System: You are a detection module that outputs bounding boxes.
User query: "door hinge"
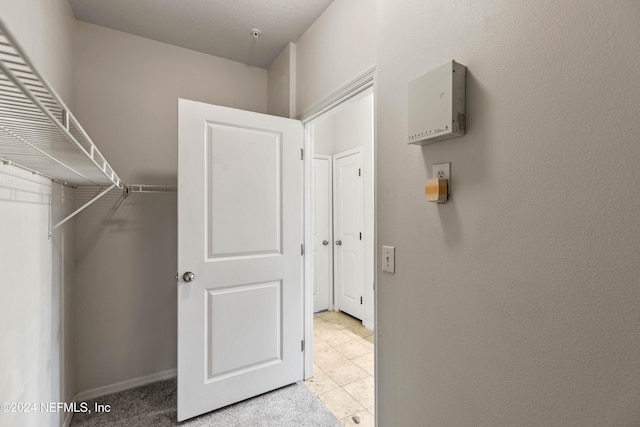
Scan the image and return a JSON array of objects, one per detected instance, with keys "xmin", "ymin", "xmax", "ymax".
[
  {"xmin": 301, "ymin": 244, "xmax": 304, "ymax": 256},
  {"xmin": 358, "ymin": 168, "xmax": 361, "ymax": 176},
  {"xmin": 301, "ymin": 340, "xmax": 305, "ymax": 352},
  {"xmin": 301, "ymin": 148, "xmax": 304, "ymax": 160},
  {"xmin": 360, "ymin": 296, "xmax": 363, "ymax": 305},
  {"xmin": 359, "ymin": 232, "xmax": 362, "ymax": 240}
]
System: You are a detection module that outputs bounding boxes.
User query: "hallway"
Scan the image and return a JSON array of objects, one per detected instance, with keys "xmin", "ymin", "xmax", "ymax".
[{"xmin": 304, "ymin": 311, "xmax": 375, "ymax": 426}]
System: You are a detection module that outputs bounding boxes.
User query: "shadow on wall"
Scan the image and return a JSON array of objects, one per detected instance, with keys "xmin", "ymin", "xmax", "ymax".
[
  {"xmin": 0, "ymin": 166, "xmax": 52, "ymax": 205},
  {"xmin": 73, "ymin": 172, "xmax": 178, "ymax": 393},
  {"xmin": 420, "ymin": 70, "xmax": 491, "ymax": 247},
  {"xmin": 74, "ymin": 172, "xmax": 177, "ymax": 262}
]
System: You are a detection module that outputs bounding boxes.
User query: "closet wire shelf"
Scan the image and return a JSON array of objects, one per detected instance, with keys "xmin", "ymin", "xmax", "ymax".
[{"xmin": 0, "ymin": 19, "xmax": 124, "ymax": 190}]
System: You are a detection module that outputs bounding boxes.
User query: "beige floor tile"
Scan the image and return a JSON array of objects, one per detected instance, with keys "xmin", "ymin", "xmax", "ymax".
[
  {"xmin": 351, "ymin": 334, "xmax": 374, "ymax": 350},
  {"xmin": 319, "ymin": 388, "xmax": 364, "ymax": 420},
  {"xmin": 308, "ymin": 311, "xmax": 376, "ymax": 424},
  {"xmin": 340, "ymin": 409, "xmax": 375, "ymax": 427},
  {"xmin": 323, "ymin": 328, "xmax": 356, "ymax": 345},
  {"xmin": 333, "ymin": 339, "xmax": 372, "ymax": 360},
  {"xmin": 315, "ymin": 326, "xmax": 342, "ymax": 343},
  {"xmin": 339, "ymin": 327, "xmax": 366, "ymax": 341},
  {"xmin": 351, "ymin": 353, "xmax": 374, "ymax": 375},
  {"xmin": 347, "ymin": 325, "xmax": 374, "ymax": 338},
  {"xmin": 314, "ymin": 339, "xmax": 331, "ymax": 353},
  {"xmin": 322, "ymin": 360, "xmax": 369, "ymax": 386},
  {"xmin": 304, "ymin": 365, "xmax": 340, "ymax": 395},
  {"xmin": 315, "ymin": 319, "xmax": 340, "ymax": 332},
  {"xmin": 332, "ymin": 314, "xmax": 363, "ymax": 330},
  {"xmin": 316, "ymin": 310, "xmax": 344, "ymax": 322},
  {"xmin": 314, "ymin": 345, "xmax": 349, "ymax": 370},
  {"xmin": 342, "ymin": 376, "xmax": 374, "ymax": 408},
  {"xmin": 336, "ymin": 329, "xmax": 364, "ymax": 345}
]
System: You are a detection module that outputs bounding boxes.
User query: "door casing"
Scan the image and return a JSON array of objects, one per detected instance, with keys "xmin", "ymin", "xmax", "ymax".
[{"xmin": 302, "ymin": 76, "xmax": 376, "ymax": 381}]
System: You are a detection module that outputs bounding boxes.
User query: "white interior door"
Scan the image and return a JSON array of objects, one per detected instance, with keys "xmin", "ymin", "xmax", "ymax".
[
  {"xmin": 333, "ymin": 149, "xmax": 364, "ymax": 320},
  {"xmin": 313, "ymin": 155, "xmax": 332, "ymax": 312},
  {"xmin": 177, "ymin": 99, "xmax": 303, "ymax": 422}
]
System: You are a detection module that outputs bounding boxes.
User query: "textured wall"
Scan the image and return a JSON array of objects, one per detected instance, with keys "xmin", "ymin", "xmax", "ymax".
[
  {"xmin": 0, "ymin": 1, "xmax": 77, "ymax": 426},
  {"xmin": 0, "ymin": 0, "xmax": 75, "ymax": 107},
  {"xmin": 376, "ymin": 1, "xmax": 640, "ymax": 425},
  {"xmin": 268, "ymin": 43, "xmax": 296, "ymax": 118},
  {"xmin": 73, "ymin": 22, "xmax": 268, "ymax": 393},
  {"xmin": 74, "ymin": 21, "xmax": 267, "ymax": 186},
  {"xmin": 295, "ymin": 0, "xmax": 376, "ymax": 116}
]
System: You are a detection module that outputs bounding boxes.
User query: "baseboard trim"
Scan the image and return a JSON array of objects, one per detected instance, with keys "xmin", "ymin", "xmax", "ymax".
[
  {"xmin": 363, "ymin": 321, "xmax": 374, "ymax": 331},
  {"xmin": 62, "ymin": 395, "xmax": 76, "ymax": 427},
  {"xmin": 76, "ymin": 369, "xmax": 177, "ymax": 402}
]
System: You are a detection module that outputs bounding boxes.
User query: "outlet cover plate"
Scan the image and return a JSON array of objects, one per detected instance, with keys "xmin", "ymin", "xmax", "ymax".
[
  {"xmin": 382, "ymin": 245, "xmax": 395, "ymax": 273},
  {"xmin": 433, "ymin": 162, "xmax": 451, "ymax": 194}
]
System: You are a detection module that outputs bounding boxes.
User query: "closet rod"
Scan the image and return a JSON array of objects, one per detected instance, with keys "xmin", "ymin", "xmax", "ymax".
[{"xmin": 129, "ymin": 184, "xmax": 177, "ymax": 193}]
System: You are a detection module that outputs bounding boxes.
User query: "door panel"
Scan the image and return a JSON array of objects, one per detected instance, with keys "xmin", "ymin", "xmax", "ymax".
[
  {"xmin": 206, "ymin": 123, "xmax": 282, "ymax": 258},
  {"xmin": 333, "ymin": 150, "xmax": 364, "ymax": 320},
  {"xmin": 313, "ymin": 156, "xmax": 332, "ymax": 312},
  {"xmin": 205, "ymin": 281, "xmax": 282, "ymax": 379},
  {"xmin": 178, "ymin": 99, "xmax": 303, "ymax": 422}
]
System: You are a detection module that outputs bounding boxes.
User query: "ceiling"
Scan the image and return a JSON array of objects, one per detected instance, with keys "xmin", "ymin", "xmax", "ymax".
[{"xmin": 69, "ymin": 0, "xmax": 334, "ymax": 69}]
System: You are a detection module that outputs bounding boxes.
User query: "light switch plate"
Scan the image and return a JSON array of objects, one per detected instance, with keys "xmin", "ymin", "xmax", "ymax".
[{"xmin": 382, "ymin": 246, "xmax": 395, "ymax": 273}]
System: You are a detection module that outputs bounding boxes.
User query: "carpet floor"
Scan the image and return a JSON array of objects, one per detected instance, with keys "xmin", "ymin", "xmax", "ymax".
[{"xmin": 70, "ymin": 378, "xmax": 341, "ymax": 427}]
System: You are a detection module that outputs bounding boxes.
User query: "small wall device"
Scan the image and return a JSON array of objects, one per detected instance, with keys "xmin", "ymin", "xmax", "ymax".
[
  {"xmin": 408, "ymin": 60, "xmax": 466, "ymax": 145},
  {"xmin": 425, "ymin": 178, "xmax": 448, "ymax": 203}
]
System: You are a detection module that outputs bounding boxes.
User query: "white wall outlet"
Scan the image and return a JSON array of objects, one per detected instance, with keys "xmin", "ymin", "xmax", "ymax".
[
  {"xmin": 433, "ymin": 162, "xmax": 451, "ymax": 194},
  {"xmin": 382, "ymin": 245, "xmax": 395, "ymax": 273}
]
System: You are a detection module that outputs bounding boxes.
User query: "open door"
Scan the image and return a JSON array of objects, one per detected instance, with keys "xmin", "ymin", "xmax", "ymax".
[{"xmin": 177, "ymin": 99, "xmax": 303, "ymax": 421}]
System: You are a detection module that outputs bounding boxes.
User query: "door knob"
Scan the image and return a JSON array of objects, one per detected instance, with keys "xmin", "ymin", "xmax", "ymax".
[
  {"xmin": 335, "ymin": 240, "xmax": 342, "ymax": 246},
  {"xmin": 322, "ymin": 240, "xmax": 329, "ymax": 245},
  {"xmin": 182, "ymin": 272, "xmax": 195, "ymax": 282}
]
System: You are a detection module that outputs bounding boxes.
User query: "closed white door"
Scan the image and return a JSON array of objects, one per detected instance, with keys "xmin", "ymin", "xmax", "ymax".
[
  {"xmin": 333, "ymin": 149, "xmax": 364, "ymax": 320},
  {"xmin": 313, "ymin": 155, "xmax": 332, "ymax": 312},
  {"xmin": 177, "ymin": 99, "xmax": 303, "ymax": 422}
]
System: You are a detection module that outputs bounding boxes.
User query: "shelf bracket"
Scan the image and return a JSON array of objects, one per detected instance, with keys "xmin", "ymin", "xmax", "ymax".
[{"xmin": 48, "ymin": 184, "xmax": 116, "ymax": 238}]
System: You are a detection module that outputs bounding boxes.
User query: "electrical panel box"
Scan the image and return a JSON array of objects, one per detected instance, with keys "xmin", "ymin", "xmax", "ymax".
[{"xmin": 408, "ymin": 60, "xmax": 466, "ymax": 145}]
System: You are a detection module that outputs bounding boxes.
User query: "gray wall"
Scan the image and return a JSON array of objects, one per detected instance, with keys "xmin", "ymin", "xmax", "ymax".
[
  {"xmin": 376, "ymin": 0, "xmax": 640, "ymax": 425},
  {"xmin": 268, "ymin": 43, "xmax": 296, "ymax": 118},
  {"xmin": 0, "ymin": 1, "xmax": 77, "ymax": 426},
  {"xmin": 0, "ymin": 0, "xmax": 75, "ymax": 108},
  {"xmin": 72, "ymin": 21, "xmax": 268, "ymax": 394},
  {"xmin": 295, "ymin": 0, "xmax": 376, "ymax": 116}
]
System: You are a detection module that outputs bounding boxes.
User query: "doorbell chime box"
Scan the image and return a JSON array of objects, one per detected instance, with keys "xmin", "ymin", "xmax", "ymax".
[{"xmin": 408, "ymin": 60, "xmax": 466, "ymax": 145}]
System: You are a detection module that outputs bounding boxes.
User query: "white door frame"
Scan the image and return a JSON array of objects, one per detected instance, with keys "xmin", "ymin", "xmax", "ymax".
[{"xmin": 301, "ymin": 68, "xmax": 376, "ymax": 381}]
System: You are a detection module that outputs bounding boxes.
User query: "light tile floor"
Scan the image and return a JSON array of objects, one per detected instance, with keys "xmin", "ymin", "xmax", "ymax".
[{"xmin": 304, "ymin": 310, "xmax": 375, "ymax": 427}]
